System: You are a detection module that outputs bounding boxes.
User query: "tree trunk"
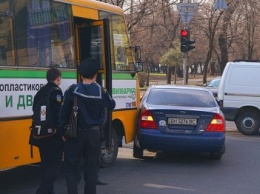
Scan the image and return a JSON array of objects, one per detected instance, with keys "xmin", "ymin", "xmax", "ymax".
[
  {"xmin": 218, "ymin": 33, "xmax": 228, "ymax": 73},
  {"xmin": 146, "ymin": 62, "xmax": 150, "ymax": 86},
  {"xmin": 218, "ymin": 1, "xmax": 236, "ymax": 74},
  {"xmin": 167, "ymin": 65, "xmax": 172, "ymax": 84},
  {"xmin": 174, "ymin": 65, "xmax": 177, "ymax": 84},
  {"xmin": 203, "ymin": 48, "xmax": 213, "ymax": 84}
]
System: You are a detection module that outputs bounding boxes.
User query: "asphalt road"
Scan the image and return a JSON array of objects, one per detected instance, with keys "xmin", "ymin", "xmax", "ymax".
[
  {"xmin": 98, "ymin": 133, "xmax": 260, "ymax": 194},
  {"xmin": 2, "ymin": 126, "xmax": 260, "ymax": 194}
]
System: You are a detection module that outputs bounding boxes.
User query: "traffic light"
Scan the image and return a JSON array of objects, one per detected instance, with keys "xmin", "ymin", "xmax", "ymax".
[{"xmin": 180, "ymin": 29, "xmax": 195, "ymax": 53}]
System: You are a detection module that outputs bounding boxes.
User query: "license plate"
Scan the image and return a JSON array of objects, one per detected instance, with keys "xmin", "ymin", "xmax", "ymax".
[{"xmin": 168, "ymin": 118, "xmax": 197, "ymax": 125}]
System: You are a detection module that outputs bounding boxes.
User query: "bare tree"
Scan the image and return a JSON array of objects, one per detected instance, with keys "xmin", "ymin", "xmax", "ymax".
[
  {"xmin": 125, "ymin": 0, "xmax": 181, "ymax": 85},
  {"xmin": 98, "ymin": 0, "xmax": 260, "ymax": 84},
  {"xmin": 98, "ymin": 0, "xmax": 125, "ymax": 8},
  {"xmin": 191, "ymin": 2, "xmax": 223, "ymax": 84}
]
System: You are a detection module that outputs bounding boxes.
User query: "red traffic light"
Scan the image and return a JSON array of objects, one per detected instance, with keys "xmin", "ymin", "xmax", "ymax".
[
  {"xmin": 180, "ymin": 29, "xmax": 195, "ymax": 53},
  {"xmin": 180, "ymin": 29, "xmax": 189, "ymax": 37}
]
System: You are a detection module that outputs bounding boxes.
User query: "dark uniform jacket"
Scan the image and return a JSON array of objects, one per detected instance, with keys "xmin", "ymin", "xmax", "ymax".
[
  {"xmin": 59, "ymin": 82, "xmax": 115, "ymax": 133},
  {"xmin": 29, "ymin": 82, "xmax": 64, "ymax": 147}
]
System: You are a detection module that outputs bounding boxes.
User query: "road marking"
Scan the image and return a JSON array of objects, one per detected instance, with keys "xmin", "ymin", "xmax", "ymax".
[{"xmin": 144, "ymin": 183, "xmax": 196, "ymax": 192}]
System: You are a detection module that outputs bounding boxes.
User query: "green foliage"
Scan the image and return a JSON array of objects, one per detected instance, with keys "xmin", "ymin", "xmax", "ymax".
[{"xmin": 160, "ymin": 42, "xmax": 182, "ymax": 67}]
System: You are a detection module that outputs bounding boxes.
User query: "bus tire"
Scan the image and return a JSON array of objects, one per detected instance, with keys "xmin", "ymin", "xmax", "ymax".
[
  {"xmin": 235, "ymin": 111, "xmax": 260, "ymax": 135},
  {"xmin": 100, "ymin": 127, "xmax": 118, "ymax": 168}
]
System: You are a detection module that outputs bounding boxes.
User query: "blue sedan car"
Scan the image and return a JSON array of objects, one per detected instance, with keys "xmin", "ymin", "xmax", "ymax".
[{"xmin": 134, "ymin": 85, "xmax": 225, "ymax": 160}]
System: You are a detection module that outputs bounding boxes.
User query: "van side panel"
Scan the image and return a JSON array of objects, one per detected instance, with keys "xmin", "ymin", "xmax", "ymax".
[
  {"xmin": 219, "ymin": 62, "xmax": 260, "ymax": 124},
  {"xmin": 226, "ymin": 66, "xmax": 260, "ymax": 95}
]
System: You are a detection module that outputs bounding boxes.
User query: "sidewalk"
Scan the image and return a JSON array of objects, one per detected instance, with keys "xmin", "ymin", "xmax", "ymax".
[
  {"xmin": 149, "ymin": 75, "xmax": 216, "ymax": 86},
  {"xmin": 225, "ymin": 121, "xmax": 238, "ymax": 133}
]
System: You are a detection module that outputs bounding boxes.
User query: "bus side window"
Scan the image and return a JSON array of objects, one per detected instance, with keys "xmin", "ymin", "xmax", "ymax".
[
  {"xmin": 13, "ymin": 0, "xmax": 75, "ymax": 68},
  {"xmin": 0, "ymin": 1, "xmax": 14, "ymax": 66}
]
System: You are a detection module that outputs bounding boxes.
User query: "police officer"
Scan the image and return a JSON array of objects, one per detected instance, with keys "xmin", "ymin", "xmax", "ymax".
[
  {"xmin": 59, "ymin": 58, "xmax": 116, "ymax": 194},
  {"xmin": 30, "ymin": 67, "xmax": 64, "ymax": 194}
]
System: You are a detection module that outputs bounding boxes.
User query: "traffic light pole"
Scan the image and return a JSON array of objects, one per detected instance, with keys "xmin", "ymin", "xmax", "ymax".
[
  {"xmin": 182, "ymin": 26, "xmax": 188, "ymax": 85},
  {"xmin": 177, "ymin": 2, "xmax": 198, "ymax": 85},
  {"xmin": 182, "ymin": 52, "xmax": 187, "ymax": 85}
]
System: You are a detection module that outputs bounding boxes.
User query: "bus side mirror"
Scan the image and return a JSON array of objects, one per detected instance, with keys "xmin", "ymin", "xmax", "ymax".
[
  {"xmin": 134, "ymin": 61, "xmax": 143, "ymax": 72},
  {"xmin": 131, "ymin": 45, "xmax": 143, "ymax": 72}
]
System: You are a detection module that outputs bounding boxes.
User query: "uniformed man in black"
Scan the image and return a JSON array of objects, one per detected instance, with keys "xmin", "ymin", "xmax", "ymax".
[
  {"xmin": 59, "ymin": 58, "xmax": 116, "ymax": 194},
  {"xmin": 30, "ymin": 67, "xmax": 64, "ymax": 194}
]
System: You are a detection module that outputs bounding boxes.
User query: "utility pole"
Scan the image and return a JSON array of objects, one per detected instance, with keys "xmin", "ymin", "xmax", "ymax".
[
  {"xmin": 183, "ymin": 52, "xmax": 188, "ymax": 85},
  {"xmin": 177, "ymin": 2, "xmax": 198, "ymax": 85},
  {"xmin": 180, "ymin": 29, "xmax": 188, "ymax": 85},
  {"xmin": 177, "ymin": 0, "xmax": 227, "ymax": 85}
]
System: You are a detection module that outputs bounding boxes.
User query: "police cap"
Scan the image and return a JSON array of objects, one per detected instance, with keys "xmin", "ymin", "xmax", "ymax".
[{"xmin": 79, "ymin": 58, "xmax": 100, "ymax": 77}]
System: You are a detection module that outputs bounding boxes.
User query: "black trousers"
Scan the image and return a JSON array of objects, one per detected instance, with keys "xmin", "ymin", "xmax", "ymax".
[
  {"xmin": 36, "ymin": 145, "xmax": 63, "ymax": 194},
  {"xmin": 64, "ymin": 128, "xmax": 100, "ymax": 194}
]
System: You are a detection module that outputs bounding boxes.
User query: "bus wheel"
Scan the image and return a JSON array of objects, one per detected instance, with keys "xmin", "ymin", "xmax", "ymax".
[
  {"xmin": 100, "ymin": 127, "xmax": 118, "ymax": 168},
  {"xmin": 235, "ymin": 111, "xmax": 260, "ymax": 135}
]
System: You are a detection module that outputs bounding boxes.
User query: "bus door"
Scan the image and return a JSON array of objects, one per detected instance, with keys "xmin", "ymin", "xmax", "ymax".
[{"xmin": 75, "ymin": 18, "xmax": 112, "ymax": 147}]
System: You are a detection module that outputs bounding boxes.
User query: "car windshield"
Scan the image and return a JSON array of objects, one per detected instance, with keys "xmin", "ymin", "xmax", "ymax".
[
  {"xmin": 208, "ymin": 78, "xmax": 221, "ymax": 87},
  {"xmin": 146, "ymin": 88, "xmax": 217, "ymax": 107}
]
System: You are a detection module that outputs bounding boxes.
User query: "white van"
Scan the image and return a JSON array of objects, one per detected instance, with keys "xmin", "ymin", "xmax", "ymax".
[{"xmin": 218, "ymin": 60, "xmax": 260, "ymax": 135}]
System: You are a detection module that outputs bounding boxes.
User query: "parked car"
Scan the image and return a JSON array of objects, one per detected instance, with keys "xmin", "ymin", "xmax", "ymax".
[
  {"xmin": 205, "ymin": 76, "xmax": 222, "ymax": 97},
  {"xmin": 134, "ymin": 85, "xmax": 226, "ymax": 160}
]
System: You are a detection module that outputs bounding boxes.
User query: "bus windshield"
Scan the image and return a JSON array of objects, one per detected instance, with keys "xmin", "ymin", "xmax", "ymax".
[{"xmin": 100, "ymin": 12, "xmax": 135, "ymax": 71}]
